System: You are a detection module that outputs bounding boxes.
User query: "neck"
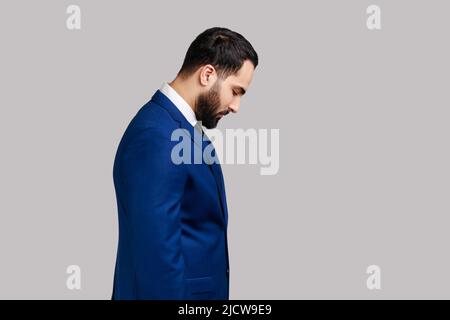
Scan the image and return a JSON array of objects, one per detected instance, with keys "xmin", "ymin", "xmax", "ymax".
[{"xmin": 169, "ymin": 77, "xmax": 197, "ymax": 113}]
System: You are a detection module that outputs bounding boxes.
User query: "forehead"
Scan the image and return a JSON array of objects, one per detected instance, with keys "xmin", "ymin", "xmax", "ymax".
[{"xmin": 224, "ymin": 60, "xmax": 255, "ymax": 89}]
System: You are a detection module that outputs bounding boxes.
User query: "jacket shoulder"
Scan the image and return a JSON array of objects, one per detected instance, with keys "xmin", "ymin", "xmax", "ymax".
[{"xmin": 119, "ymin": 101, "xmax": 181, "ymax": 149}]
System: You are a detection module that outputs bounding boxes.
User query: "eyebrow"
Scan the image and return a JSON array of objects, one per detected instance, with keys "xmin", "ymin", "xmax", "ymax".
[{"xmin": 234, "ymin": 86, "xmax": 246, "ymax": 96}]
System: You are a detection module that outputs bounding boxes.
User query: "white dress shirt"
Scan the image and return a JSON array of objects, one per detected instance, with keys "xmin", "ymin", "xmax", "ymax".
[{"xmin": 159, "ymin": 82, "xmax": 197, "ymax": 127}]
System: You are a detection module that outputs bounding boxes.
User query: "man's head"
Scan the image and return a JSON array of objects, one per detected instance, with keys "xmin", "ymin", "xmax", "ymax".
[{"xmin": 172, "ymin": 27, "xmax": 258, "ymax": 129}]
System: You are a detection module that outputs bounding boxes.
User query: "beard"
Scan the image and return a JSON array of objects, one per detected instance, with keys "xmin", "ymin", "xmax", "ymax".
[{"xmin": 194, "ymin": 82, "xmax": 226, "ymax": 129}]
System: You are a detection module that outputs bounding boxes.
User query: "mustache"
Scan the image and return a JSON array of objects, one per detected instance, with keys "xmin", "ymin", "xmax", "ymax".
[{"xmin": 217, "ymin": 110, "xmax": 229, "ymax": 117}]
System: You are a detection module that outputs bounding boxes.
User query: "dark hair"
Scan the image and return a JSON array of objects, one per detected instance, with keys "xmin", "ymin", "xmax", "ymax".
[{"xmin": 177, "ymin": 27, "xmax": 258, "ymax": 79}]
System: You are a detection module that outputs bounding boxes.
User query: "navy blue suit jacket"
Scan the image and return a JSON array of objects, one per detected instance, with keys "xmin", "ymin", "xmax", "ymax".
[{"xmin": 112, "ymin": 90, "xmax": 229, "ymax": 300}]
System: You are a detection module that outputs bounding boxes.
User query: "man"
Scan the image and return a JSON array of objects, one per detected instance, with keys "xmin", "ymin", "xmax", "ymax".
[{"xmin": 111, "ymin": 27, "xmax": 258, "ymax": 300}]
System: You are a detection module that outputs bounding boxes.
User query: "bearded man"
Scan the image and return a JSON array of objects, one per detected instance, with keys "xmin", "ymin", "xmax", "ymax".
[{"xmin": 111, "ymin": 27, "xmax": 258, "ymax": 300}]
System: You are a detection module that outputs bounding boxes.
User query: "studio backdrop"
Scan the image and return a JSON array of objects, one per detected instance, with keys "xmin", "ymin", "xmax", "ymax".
[{"xmin": 0, "ymin": 0, "xmax": 449, "ymax": 299}]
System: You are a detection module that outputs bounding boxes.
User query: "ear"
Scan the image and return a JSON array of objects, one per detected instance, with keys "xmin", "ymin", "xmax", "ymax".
[{"xmin": 199, "ymin": 64, "xmax": 217, "ymax": 87}]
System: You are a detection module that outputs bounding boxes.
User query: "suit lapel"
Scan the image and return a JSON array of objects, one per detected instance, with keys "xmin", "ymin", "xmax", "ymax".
[{"xmin": 201, "ymin": 131, "xmax": 228, "ymax": 225}]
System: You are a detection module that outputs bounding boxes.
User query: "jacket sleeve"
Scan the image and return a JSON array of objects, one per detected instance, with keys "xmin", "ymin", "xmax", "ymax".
[{"xmin": 119, "ymin": 126, "xmax": 187, "ymax": 299}]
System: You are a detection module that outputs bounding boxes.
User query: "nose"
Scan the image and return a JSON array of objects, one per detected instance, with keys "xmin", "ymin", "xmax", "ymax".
[{"xmin": 228, "ymin": 100, "xmax": 240, "ymax": 113}]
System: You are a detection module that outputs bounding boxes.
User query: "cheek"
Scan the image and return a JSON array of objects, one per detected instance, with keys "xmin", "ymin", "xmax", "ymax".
[{"xmin": 220, "ymin": 91, "xmax": 233, "ymax": 106}]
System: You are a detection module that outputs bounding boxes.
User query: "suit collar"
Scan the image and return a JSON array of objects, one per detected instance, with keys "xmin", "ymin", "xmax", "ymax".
[{"xmin": 158, "ymin": 83, "xmax": 198, "ymax": 127}]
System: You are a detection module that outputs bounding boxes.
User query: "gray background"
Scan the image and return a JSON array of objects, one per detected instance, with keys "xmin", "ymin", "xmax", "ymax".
[{"xmin": 0, "ymin": 0, "xmax": 449, "ymax": 299}]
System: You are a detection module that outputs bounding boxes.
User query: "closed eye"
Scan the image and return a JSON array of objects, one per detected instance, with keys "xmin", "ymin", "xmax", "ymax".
[{"xmin": 232, "ymin": 86, "xmax": 246, "ymax": 97}]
